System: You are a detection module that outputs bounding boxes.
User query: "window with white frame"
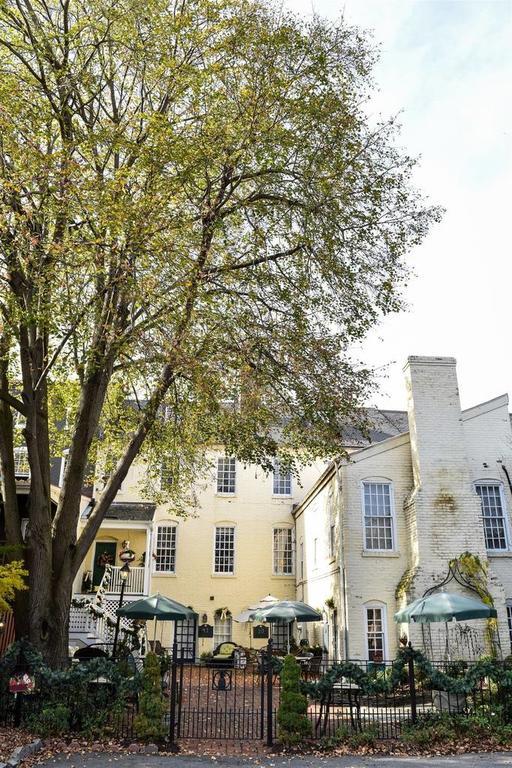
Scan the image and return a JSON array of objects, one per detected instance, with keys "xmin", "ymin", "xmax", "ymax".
[
  {"xmin": 363, "ymin": 481, "xmax": 394, "ymax": 550},
  {"xmin": 329, "ymin": 524, "xmax": 335, "ymax": 559},
  {"xmin": 213, "ymin": 615, "xmax": 232, "ymax": 646},
  {"xmin": 273, "ymin": 527, "xmax": 294, "ymax": 575},
  {"xmin": 365, "ymin": 604, "xmax": 386, "ymax": 662},
  {"xmin": 475, "ymin": 483, "xmax": 508, "ymax": 551},
  {"xmin": 13, "ymin": 447, "xmax": 30, "ymax": 477},
  {"xmin": 154, "ymin": 525, "xmax": 177, "ymax": 573},
  {"xmin": 273, "ymin": 461, "xmax": 291, "ymax": 495},
  {"xmin": 214, "ymin": 526, "xmax": 235, "ymax": 573},
  {"xmin": 217, "ymin": 456, "xmax": 236, "ymax": 494}
]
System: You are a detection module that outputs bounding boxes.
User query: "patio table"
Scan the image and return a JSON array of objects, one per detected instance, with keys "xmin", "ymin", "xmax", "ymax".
[{"xmin": 315, "ymin": 678, "xmax": 362, "ymax": 735}]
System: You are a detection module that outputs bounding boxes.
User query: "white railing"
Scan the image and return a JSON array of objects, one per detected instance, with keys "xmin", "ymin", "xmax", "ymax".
[
  {"xmin": 107, "ymin": 565, "xmax": 146, "ymax": 594},
  {"xmin": 70, "ymin": 594, "xmax": 142, "ymax": 640}
]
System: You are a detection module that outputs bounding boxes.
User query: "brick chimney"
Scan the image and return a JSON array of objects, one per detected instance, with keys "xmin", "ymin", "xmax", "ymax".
[{"xmin": 402, "ymin": 356, "xmax": 487, "ymax": 588}]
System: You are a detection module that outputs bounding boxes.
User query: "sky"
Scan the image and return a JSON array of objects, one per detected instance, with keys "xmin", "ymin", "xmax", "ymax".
[{"xmin": 286, "ymin": 0, "xmax": 512, "ymax": 411}]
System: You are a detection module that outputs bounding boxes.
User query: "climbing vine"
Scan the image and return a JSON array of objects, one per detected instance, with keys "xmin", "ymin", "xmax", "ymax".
[{"xmin": 449, "ymin": 552, "xmax": 498, "ymax": 656}]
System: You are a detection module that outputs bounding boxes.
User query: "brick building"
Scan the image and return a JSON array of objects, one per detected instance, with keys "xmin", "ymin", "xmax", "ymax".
[{"xmin": 295, "ymin": 356, "xmax": 512, "ymax": 661}]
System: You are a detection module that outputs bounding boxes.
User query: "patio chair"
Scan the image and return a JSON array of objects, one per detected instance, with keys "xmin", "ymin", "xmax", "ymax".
[{"xmin": 209, "ymin": 641, "xmax": 238, "ymax": 667}]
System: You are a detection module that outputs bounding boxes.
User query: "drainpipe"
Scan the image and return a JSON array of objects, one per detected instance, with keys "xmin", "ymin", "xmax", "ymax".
[{"xmin": 334, "ymin": 459, "xmax": 349, "ymax": 660}]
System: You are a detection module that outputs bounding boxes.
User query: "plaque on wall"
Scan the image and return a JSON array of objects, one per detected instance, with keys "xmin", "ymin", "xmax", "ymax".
[
  {"xmin": 198, "ymin": 623, "xmax": 214, "ymax": 638},
  {"xmin": 253, "ymin": 624, "xmax": 269, "ymax": 639}
]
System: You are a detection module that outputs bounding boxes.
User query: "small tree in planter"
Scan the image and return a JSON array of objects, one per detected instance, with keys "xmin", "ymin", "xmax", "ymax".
[
  {"xmin": 277, "ymin": 654, "xmax": 311, "ymax": 745},
  {"xmin": 134, "ymin": 652, "xmax": 166, "ymax": 741}
]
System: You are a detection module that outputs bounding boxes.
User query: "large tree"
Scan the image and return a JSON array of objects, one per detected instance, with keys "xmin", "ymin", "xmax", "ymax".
[{"xmin": 0, "ymin": 0, "xmax": 440, "ymax": 663}]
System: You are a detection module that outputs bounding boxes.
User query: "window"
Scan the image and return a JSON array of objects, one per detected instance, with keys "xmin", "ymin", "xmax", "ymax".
[
  {"xmin": 300, "ymin": 541, "xmax": 304, "ymax": 579},
  {"xmin": 273, "ymin": 461, "xmax": 292, "ymax": 495},
  {"xmin": 475, "ymin": 483, "xmax": 508, "ymax": 551},
  {"xmin": 365, "ymin": 604, "xmax": 386, "ymax": 662},
  {"xmin": 13, "ymin": 447, "xmax": 30, "ymax": 478},
  {"xmin": 217, "ymin": 456, "xmax": 236, "ymax": 494},
  {"xmin": 160, "ymin": 461, "xmax": 173, "ymax": 490},
  {"xmin": 273, "ymin": 528, "xmax": 294, "ymax": 575},
  {"xmin": 154, "ymin": 525, "xmax": 177, "ymax": 573},
  {"xmin": 362, "ymin": 482, "xmax": 394, "ymax": 550},
  {"xmin": 214, "ymin": 526, "xmax": 235, "ymax": 573},
  {"xmin": 313, "ymin": 538, "xmax": 318, "ymax": 566},
  {"xmin": 271, "ymin": 621, "xmax": 291, "ymax": 651},
  {"xmin": 329, "ymin": 524, "xmax": 336, "ymax": 559},
  {"xmin": 174, "ymin": 619, "xmax": 196, "ymax": 661},
  {"xmin": 507, "ymin": 602, "xmax": 512, "ymax": 651},
  {"xmin": 214, "ymin": 615, "xmax": 232, "ymax": 646}
]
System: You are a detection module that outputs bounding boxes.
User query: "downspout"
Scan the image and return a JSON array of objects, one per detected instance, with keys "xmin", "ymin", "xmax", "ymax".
[{"xmin": 334, "ymin": 458, "xmax": 349, "ymax": 660}]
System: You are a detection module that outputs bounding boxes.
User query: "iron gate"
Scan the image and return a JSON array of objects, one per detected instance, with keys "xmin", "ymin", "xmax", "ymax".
[{"xmin": 168, "ymin": 643, "xmax": 277, "ymax": 743}]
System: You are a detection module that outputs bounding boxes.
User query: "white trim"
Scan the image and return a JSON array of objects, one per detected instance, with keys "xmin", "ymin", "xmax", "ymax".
[
  {"xmin": 212, "ymin": 523, "xmax": 236, "ymax": 575},
  {"xmin": 474, "ymin": 480, "xmax": 511, "ymax": 552},
  {"xmin": 98, "ymin": 520, "xmax": 152, "ymax": 531},
  {"xmin": 153, "ymin": 522, "xmax": 178, "ymax": 575},
  {"xmin": 272, "ymin": 524, "xmax": 295, "ymax": 576},
  {"xmin": 360, "ymin": 478, "xmax": 397, "ymax": 553},
  {"xmin": 363, "ymin": 601, "xmax": 388, "ymax": 662},
  {"xmin": 58, "ymin": 449, "xmax": 69, "ymax": 487},
  {"xmin": 216, "ymin": 456, "xmax": 236, "ymax": 495}
]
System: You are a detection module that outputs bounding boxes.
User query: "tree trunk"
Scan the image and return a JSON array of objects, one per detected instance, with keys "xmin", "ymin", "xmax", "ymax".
[{"xmin": 27, "ymin": 548, "xmax": 74, "ymax": 665}]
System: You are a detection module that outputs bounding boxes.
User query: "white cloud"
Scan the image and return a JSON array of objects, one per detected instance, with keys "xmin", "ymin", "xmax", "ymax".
[{"xmin": 286, "ymin": 0, "xmax": 512, "ymax": 409}]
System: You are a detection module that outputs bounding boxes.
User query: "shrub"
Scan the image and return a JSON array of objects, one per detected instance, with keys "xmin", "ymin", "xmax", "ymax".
[
  {"xmin": 277, "ymin": 654, "xmax": 311, "ymax": 746},
  {"xmin": 29, "ymin": 704, "xmax": 70, "ymax": 737},
  {"xmin": 134, "ymin": 652, "xmax": 166, "ymax": 741}
]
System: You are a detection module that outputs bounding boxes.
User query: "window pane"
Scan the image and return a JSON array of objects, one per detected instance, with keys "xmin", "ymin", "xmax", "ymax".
[
  {"xmin": 363, "ymin": 482, "xmax": 393, "ymax": 550},
  {"xmin": 155, "ymin": 526, "xmax": 176, "ymax": 572},
  {"xmin": 273, "ymin": 528, "xmax": 294, "ymax": 574},
  {"xmin": 273, "ymin": 461, "xmax": 292, "ymax": 495},
  {"xmin": 476, "ymin": 484, "xmax": 507, "ymax": 550},
  {"xmin": 214, "ymin": 526, "xmax": 235, "ymax": 573},
  {"xmin": 366, "ymin": 606, "xmax": 385, "ymax": 661},
  {"xmin": 217, "ymin": 457, "xmax": 236, "ymax": 494},
  {"xmin": 214, "ymin": 616, "xmax": 232, "ymax": 646}
]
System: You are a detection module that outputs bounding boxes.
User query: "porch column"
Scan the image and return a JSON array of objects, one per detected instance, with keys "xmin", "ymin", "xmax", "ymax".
[{"xmin": 143, "ymin": 524, "xmax": 153, "ymax": 595}]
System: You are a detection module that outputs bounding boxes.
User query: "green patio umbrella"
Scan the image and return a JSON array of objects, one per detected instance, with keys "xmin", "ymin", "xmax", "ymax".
[
  {"xmin": 252, "ymin": 600, "xmax": 322, "ymax": 623},
  {"xmin": 117, "ymin": 593, "xmax": 197, "ymax": 621},
  {"xmin": 251, "ymin": 600, "xmax": 322, "ymax": 653},
  {"xmin": 117, "ymin": 593, "xmax": 198, "ymax": 647},
  {"xmin": 394, "ymin": 592, "xmax": 497, "ymax": 624}
]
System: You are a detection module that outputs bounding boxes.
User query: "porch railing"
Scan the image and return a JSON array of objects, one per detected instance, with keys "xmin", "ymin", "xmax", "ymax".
[{"xmin": 106, "ymin": 565, "xmax": 146, "ymax": 594}]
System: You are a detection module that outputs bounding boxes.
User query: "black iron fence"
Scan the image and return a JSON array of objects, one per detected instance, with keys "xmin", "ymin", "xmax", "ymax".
[{"xmin": 1, "ymin": 647, "xmax": 510, "ymax": 745}]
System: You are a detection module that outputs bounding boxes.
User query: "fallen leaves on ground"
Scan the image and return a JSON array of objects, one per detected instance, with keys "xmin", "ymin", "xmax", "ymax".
[{"xmin": 4, "ymin": 728, "xmax": 512, "ymax": 765}]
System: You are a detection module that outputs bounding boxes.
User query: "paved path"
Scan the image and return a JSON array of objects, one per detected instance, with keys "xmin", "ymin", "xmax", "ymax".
[{"xmin": 37, "ymin": 752, "xmax": 512, "ymax": 767}]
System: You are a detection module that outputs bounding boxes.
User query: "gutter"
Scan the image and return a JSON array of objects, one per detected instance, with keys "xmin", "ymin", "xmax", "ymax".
[{"xmin": 334, "ymin": 458, "xmax": 349, "ymax": 660}]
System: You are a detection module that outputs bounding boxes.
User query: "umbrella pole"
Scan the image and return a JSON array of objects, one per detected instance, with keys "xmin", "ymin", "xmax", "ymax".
[{"xmin": 445, "ymin": 622, "xmax": 450, "ymax": 662}]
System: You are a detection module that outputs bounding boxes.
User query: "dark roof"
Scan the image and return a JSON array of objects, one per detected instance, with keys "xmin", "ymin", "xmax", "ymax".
[
  {"xmin": 341, "ymin": 409, "xmax": 409, "ymax": 448},
  {"xmin": 104, "ymin": 502, "xmax": 156, "ymax": 522}
]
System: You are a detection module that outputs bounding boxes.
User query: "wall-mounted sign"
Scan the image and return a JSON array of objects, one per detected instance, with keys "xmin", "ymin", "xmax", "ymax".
[
  {"xmin": 253, "ymin": 624, "xmax": 269, "ymax": 639},
  {"xmin": 198, "ymin": 623, "xmax": 214, "ymax": 638}
]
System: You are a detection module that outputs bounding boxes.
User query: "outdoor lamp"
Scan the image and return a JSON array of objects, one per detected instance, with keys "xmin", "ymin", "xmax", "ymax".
[
  {"xmin": 113, "ymin": 563, "xmax": 131, "ymax": 660},
  {"xmin": 120, "ymin": 563, "xmax": 130, "ymax": 582}
]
